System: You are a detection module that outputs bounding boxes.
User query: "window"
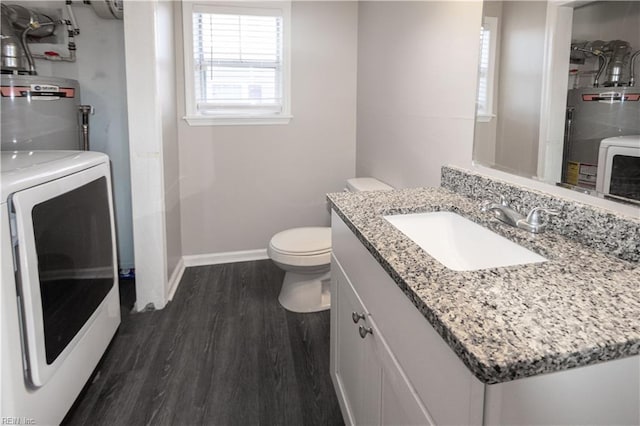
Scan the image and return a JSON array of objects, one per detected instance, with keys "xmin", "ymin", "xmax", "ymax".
[
  {"xmin": 182, "ymin": 2, "xmax": 291, "ymax": 126},
  {"xmin": 476, "ymin": 16, "xmax": 498, "ymax": 122}
]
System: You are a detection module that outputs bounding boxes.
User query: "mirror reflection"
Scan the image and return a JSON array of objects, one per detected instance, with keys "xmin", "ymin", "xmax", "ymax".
[{"xmin": 473, "ymin": 1, "xmax": 640, "ymax": 205}]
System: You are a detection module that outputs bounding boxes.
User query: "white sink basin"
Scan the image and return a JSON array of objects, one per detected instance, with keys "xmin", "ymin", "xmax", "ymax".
[{"xmin": 383, "ymin": 211, "xmax": 547, "ymax": 271}]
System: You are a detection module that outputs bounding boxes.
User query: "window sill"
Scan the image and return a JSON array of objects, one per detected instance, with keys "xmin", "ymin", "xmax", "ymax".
[
  {"xmin": 183, "ymin": 115, "xmax": 293, "ymax": 127},
  {"xmin": 476, "ymin": 114, "xmax": 496, "ymax": 123}
]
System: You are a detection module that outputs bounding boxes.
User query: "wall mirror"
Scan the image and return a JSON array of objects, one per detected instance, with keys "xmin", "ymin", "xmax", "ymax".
[{"xmin": 473, "ymin": 0, "xmax": 640, "ymax": 206}]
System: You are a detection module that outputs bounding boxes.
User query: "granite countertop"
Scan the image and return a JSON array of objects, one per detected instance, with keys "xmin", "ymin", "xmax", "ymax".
[{"xmin": 327, "ymin": 187, "xmax": 640, "ymax": 385}]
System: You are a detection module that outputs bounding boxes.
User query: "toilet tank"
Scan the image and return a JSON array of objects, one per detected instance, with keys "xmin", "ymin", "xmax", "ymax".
[{"xmin": 346, "ymin": 177, "xmax": 393, "ymax": 192}]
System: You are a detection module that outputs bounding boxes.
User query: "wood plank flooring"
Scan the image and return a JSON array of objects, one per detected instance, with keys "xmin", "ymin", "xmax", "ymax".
[{"xmin": 62, "ymin": 260, "xmax": 344, "ymax": 426}]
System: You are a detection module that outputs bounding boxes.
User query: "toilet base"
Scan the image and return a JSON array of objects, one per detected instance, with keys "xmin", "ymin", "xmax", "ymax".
[{"xmin": 278, "ymin": 270, "xmax": 331, "ymax": 313}]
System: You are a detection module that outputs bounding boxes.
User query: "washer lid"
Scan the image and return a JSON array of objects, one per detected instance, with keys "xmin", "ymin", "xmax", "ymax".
[
  {"xmin": 270, "ymin": 227, "xmax": 331, "ymax": 255},
  {"xmin": 600, "ymin": 135, "xmax": 640, "ymax": 150},
  {"xmin": 1, "ymin": 150, "xmax": 108, "ymax": 201}
]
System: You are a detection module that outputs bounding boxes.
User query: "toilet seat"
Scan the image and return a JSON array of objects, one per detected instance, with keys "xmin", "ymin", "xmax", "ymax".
[
  {"xmin": 269, "ymin": 227, "xmax": 331, "ymax": 255},
  {"xmin": 268, "ymin": 227, "xmax": 331, "ymax": 267}
]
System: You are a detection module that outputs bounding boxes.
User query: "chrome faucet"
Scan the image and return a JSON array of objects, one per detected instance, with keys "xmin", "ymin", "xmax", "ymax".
[
  {"xmin": 481, "ymin": 193, "xmax": 523, "ymax": 227},
  {"xmin": 516, "ymin": 207, "xmax": 560, "ymax": 234},
  {"xmin": 481, "ymin": 193, "xmax": 560, "ymax": 234}
]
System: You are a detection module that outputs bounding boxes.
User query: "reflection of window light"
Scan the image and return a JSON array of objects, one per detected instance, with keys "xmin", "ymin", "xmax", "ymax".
[{"xmin": 477, "ymin": 16, "xmax": 498, "ymax": 122}]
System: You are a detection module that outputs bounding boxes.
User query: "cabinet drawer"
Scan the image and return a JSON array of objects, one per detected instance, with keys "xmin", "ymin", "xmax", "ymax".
[{"xmin": 332, "ymin": 211, "xmax": 484, "ymax": 425}]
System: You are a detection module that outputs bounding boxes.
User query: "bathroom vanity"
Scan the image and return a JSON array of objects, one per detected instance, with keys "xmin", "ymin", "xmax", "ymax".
[{"xmin": 328, "ymin": 173, "xmax": 640, "ymax": 425}]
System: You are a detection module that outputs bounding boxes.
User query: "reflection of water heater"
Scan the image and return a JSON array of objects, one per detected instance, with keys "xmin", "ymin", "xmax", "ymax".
[
  {"xmin": 90, "ymin": 0, "xmax": 124, "ymax": 20},
  {"xmin": 1, "ymin": 75, "xmax": 81, "ymax": 151},
  {"xmin": 562, "ymin": 87, "xmax": 640, "ymax": 189}
]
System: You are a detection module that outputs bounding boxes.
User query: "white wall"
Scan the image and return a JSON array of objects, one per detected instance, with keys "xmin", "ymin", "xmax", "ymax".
[
  {"xmin": 176, "ymin": 1, "xmax": 358, "ymax": 256},
  {"xmin": 494, "ymin": 1, "xmax": 547, "ymax": 178},
  {"xmin": 355, "ymin": 1, "xmax": 482, "ymax": 189},
  {"xmin": 123, "ymin": 1, "xmax": 181, "ymax": 310},
  {"xmin": 22, "ymin": 1, "xmax": 134, "ymax": 269},
  {"xmin": 473, "ymin": 1, "xmax": 503, "ymax": 168},
  {"xmin": 161, "ymin": 2, "xmax": 182, "ymax": 286}
]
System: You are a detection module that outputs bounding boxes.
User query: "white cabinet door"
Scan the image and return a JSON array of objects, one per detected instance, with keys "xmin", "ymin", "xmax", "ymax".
[
  {"xmin": 332, "ymin": 257, "xmax": 381, "ymax": 426},
  {"xmin": 370, "ymin": 315, "xmax": 434, "ymax": 426},
  {"xmin": 381, "ymin": 374, "xmax": 430, "ymax": 426},
  {"xmin": 332, "ymin": 255, "xmax": 434, "ymax": 426}
]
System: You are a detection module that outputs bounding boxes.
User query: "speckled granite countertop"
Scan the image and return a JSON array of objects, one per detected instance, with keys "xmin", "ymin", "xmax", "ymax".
[{"xmin": 327, "ymin": 187, "xmax": 640, "ymax": 385}]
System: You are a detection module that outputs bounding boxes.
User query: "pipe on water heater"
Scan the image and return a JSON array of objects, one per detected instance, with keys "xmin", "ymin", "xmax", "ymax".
[{"xmin": 78, "ymin": 105, "xmax": 93, "ymax": 151}]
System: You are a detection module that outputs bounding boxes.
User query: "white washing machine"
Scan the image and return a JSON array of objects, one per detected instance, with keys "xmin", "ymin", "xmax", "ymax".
[
  {"xmin": 595, "ymin": 135, "xmax": 640, "ymax": 203},
  {"xmin": 1, "ymin": 150, "xmax": 120, "ymax": 424}
]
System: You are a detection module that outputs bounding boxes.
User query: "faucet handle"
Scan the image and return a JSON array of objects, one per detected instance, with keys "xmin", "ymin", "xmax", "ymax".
[
  {"xmin": 488, "ymin": 190, "xmax": 510, "ymax": 206},
  {"xmin": 525, "ymin": 207, "xmax": 560, "ymax": 226}
]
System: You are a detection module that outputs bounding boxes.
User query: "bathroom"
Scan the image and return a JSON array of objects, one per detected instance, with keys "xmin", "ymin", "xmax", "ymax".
[{"xmin": 1, "ymin": 0, "xmax": 639, "ymax": 424}]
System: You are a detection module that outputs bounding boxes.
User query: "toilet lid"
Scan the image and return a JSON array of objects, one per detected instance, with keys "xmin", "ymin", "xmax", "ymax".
[{"xmin": 270, "ymin": 227, "xmax": 331, "ymax": 255}]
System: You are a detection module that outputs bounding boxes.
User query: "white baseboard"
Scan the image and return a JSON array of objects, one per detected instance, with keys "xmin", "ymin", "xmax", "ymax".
[
  {"xmin": 167, "ymin": 257, "xmax": 186, "ymax": 301},
  {"xmin": 182, "ymin": 249, "xmax": 269, "ymax": 268}
]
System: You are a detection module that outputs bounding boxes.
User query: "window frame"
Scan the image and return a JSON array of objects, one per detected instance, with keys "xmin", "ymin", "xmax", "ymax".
[
  {"xmin": 182, "ymin": 1, "xmax": 292, "ymax": 126},
  {"xmin": 476, "ymin": 16, "xmax": 498, "ymax": 123}
]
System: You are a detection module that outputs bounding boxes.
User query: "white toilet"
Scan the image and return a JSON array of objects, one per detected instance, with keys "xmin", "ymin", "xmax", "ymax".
[{"xmin": 268, "ymin": 177, "xmax": 393, "ymax": 313}]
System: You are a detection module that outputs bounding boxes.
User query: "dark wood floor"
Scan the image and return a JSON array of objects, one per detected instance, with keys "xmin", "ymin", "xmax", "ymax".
[{"xmin": 62, "ymin": 260, "xmax": 344, "ymax": 426}]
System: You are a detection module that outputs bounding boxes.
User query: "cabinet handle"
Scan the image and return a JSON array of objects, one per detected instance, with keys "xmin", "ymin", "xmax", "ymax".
[
  {"xmin": 359, "ymin": 325, "xmax": 373, "ymax": 339},
  {"xmin": 352, "ymin": 311, "xmax": 366, "ymax": 323}
]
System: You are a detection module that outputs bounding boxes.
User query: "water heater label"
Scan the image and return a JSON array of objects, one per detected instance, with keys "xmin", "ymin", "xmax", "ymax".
[
  {"xmin": 0, "ymin": 86, "xmax": 76, "ymax": 100},
  {"xmin": 582, "ymin": 93, "xmax": 640, "ymax": 103},
  {"xmin": 31, "ymin": 84, "xmax": 59, "ymax": 92}
]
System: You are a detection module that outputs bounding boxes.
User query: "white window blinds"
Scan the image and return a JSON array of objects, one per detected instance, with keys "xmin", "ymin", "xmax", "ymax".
[
  {"xmin": 476, "ymin": 17, "xmax": 497, "ymax": 121},
  {"xmin": 477, "ymin": 25, "xmax": 491, "ymax": 114},
  {"xmin": 192, "ymin": 8, "xmax": 284, "ymax": 116}
]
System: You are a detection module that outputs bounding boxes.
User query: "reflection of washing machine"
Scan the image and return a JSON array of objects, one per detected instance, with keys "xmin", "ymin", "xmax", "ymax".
[
  {"xmin": 562, "ymin": 87, "xmax": 640, "ymax": 188},
  {"xmin": 1, "ymin": 151, "xmax": 120, "ymax": 424},
  {"xmin": 596, "ymin": 135, "xmax": 640, "ymax": 203}
]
